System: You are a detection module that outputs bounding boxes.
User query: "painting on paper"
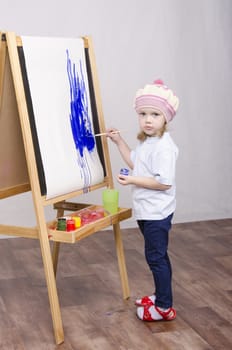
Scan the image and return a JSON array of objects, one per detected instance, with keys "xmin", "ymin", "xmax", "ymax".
[{"xmin": 21, "ymin": 36, "xmax": 104, "ymax": 199}]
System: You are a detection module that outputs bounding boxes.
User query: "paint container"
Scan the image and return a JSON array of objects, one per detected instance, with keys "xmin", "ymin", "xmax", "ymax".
[
  {"xmin": 57, "ymin": 218, "xmax": 66, "ymax": 231},
  {"xmin": 120, "ymin": 168, "xmax": 129, "ymax": 176},
  {"xmin": 73, "ymin": 216, "xmax": 81, "ymax": 228},
  {"xmin": 66, "ymin": 219, "xmax": 76, "ymax": 232},
  {"xmin": 93, "ymin": 208, "xmax": 105, "ymax": 219},
  {"xmin": 80, "ymin": 209, "xmax": 92, "ymax": 225}
]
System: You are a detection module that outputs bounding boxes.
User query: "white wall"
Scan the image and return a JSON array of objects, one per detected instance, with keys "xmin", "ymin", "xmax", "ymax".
[{"xmin": 0, "ymin": 0, "xmax": 232, "ymax": 229}]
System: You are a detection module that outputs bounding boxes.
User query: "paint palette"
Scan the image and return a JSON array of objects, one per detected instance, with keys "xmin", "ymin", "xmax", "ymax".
[{"xmin": 79, "ymin": 208, "xmax": 105, "ymax": 225}]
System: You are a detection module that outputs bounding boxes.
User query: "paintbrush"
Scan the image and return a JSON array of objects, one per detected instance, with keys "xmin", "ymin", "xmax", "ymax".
[{"xmin": 93, "ymin": 130, "xmax": 122, "ymax": 137}]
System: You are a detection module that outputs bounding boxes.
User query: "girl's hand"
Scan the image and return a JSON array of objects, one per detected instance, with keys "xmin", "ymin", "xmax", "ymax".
[
  {"xmin": 117, "ymin": 174, "xmax": 133, "ymax": 185},
  {"xmin": 106, "ymin": 128, "xmax": 122, "ymax": 144}
]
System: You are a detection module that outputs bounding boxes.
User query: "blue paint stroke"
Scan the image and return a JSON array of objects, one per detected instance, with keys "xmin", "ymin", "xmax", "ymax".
[{"xmin": 66, "ymin": 49, "xmax": 95, "ymax": 190}]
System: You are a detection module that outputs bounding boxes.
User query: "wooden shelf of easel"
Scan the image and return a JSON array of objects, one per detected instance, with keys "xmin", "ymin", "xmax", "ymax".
[
  {"xmin": 48, "ymin": 205, "xmax": 132, "ymax": 244},
  {"xmin": 0, "ymin": 206, "xmax": 132, "ymax": 243}
]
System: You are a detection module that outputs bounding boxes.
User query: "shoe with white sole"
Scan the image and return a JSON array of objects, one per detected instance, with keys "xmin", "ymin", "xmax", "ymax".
[{"xmin": 137, "ymin": 305, "xmax": 176, "ymax": 321}]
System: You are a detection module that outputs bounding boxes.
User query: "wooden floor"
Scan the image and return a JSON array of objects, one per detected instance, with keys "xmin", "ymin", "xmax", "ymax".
[{"xmin": 0, "ymin": 219, "xmax": 231, "ymax": 350}]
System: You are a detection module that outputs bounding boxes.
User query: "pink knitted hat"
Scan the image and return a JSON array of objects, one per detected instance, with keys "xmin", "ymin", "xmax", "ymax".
[{"xmin": 134, "ymin": 79, "xmax": 179, "ymax": 122}]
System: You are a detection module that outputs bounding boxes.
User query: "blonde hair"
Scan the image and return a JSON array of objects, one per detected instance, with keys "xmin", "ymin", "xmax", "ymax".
[{"xmin": 137, "ymin": 123, "xmax": 167, "ymax": 142}]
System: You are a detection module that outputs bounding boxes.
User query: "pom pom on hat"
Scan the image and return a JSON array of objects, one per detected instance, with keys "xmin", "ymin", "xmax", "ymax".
[
  {"xmin": 153, "ymin": 79, "xmax": 164, "ymax": 85},
  {"xmin": 134, "ymin": 79, "xmax": 179, "ymax": 122}
]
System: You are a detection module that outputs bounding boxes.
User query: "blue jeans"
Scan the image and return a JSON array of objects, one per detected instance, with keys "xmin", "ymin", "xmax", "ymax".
[{"xmin": 137, "ymin": 213, "xmax": 173, "ymax": 309}]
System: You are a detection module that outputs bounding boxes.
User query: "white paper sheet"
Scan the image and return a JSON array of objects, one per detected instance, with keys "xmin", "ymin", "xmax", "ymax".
[{"xmin": 22, "ymin": 36, "xmax": 104, "ymax": 199}]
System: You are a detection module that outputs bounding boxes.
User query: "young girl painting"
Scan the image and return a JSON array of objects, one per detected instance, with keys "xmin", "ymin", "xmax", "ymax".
[{"xmin": 107, "ymin": 79, "xmax": 179, "ymax": 321}]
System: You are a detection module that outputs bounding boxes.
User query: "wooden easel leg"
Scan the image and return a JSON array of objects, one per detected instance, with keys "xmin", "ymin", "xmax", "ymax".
[
  {"xmin": 38, "ymin": 232, "xmax": 64, "ymax": 344},
  {"xmin": 113, "ymin": 222, "xmax": 130, "ymax": 299},
  {"xmin": 6, "ymin": 32, "xmax": 64, "ymax": 344},
  {"xmin": 52, "ymin": 242, "xmax": 60, "ymax": 276}
]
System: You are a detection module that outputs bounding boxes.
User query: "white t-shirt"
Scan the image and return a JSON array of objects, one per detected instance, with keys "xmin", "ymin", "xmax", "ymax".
[{"xmin": 130, "ymin": 132, "xmax": 178, "ymax": 220}]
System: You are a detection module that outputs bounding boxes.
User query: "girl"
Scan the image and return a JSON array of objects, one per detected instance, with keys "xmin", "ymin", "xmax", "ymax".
[{"xmin": 107, "ymin": 79, "xmax": 179, "ymax": 321}]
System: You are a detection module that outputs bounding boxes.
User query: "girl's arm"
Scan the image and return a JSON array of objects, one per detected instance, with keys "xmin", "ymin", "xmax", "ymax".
[
  {"xmin": 106, "ymin": 128, "xmax": 134, "ymax": 169},
  {"xmin": 117, "ymin": 174, "xmax": 171, "ymax": 191}
]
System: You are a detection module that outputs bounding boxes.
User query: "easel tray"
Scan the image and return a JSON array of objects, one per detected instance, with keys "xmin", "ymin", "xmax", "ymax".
[{"xmin": 48, "ymin": 205, "xmax": 132, "ymax": 244}]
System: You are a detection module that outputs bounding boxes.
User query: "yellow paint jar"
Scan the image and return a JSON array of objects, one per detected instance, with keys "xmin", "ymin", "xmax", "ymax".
[{"xmin": 73, "ymin": 216, "xmax": 81, "ymax": 228}]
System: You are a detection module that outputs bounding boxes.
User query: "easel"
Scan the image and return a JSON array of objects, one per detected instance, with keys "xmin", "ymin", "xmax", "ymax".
[{"xmin": 0, "ymin": 32, "xmax": 131, "ymax": 345}]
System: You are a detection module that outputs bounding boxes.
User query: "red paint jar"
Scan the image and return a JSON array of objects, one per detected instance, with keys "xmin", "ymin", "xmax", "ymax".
[{"xmin": 66, "ymin": 219, "xmax": 75, "ymax": 232}]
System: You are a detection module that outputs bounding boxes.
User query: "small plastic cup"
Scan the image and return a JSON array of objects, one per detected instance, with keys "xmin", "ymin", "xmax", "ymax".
[{"xmin": 102, "ymin": 189, "xmax": 119, "ymax": 214}]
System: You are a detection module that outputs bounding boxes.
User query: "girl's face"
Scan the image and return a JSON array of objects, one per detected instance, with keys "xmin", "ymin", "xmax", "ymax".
[{"xmin": 137, "ymin": 107, "xmax": 166, "ymax": 136}]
